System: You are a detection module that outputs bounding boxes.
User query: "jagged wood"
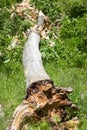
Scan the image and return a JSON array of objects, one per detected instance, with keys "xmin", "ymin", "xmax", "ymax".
[
  {"xmin": 7, "ymin": 11, "xmax": 79, "ymax": 130},
  {"xmin": 7, "ymin": 80, "xmax": 78, "ymax": 130}
]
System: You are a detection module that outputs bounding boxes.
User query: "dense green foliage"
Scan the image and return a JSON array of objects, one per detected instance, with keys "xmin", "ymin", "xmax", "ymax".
[
  {"xmin": 31, "ymin": 0, "xmax": 87, "ymax": 68},
  {"xmin": 0, "ymin": 0, "xmax": 87, "ymax": 69},
  {"xmin": 0, "ymin": 2, "xmax": 32, "ymax": 71},
  {"xmin": 0, "ymin": 0, "xmax": 22, "ymax": 7},
  {"xmin": 31, "ymin": 0, "xmax": 87, "ymax": 20}
]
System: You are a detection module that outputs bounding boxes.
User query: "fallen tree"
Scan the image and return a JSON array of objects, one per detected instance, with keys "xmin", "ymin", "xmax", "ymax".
[{"xmin": 7, "ymin": 10, "xmax": 79, "ymax": 130}]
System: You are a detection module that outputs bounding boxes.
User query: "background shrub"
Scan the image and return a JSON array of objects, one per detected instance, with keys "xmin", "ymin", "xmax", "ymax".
[{"xmin": 0, "ymin": 0, "xmax": 87, "ymax": 70}]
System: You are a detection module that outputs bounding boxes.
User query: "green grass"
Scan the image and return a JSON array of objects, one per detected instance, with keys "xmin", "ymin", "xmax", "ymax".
[
  {"xmin": 0, "ymin": 65, "xmax": 25, "ymax": 130},
  {"xmin": 0, "ymin": 62, "xmax": 87, "ymax": 130}
]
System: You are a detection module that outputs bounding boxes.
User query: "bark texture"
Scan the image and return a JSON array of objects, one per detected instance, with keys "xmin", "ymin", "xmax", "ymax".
[{"xmin": 23, "ymin": 11, "xmax": 49, "ymax": 88}]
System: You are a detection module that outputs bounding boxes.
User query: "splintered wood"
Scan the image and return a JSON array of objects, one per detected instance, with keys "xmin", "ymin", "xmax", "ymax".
[
  {"xmin": 10, "ymin": 0, "xmax": 50, "ymax": 39},
  {"xmin": 8, "ymin": 80, "xmax": 79, "ymax": 130}
]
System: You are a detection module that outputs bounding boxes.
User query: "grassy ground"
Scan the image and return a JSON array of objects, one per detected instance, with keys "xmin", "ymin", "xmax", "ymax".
[
  {"xmin": 0, "ymin": 65, "xmax": 25, "ymax": 130},
  {"xmin": 0, "ymin": 62, "xmax": 87, "ymax": 130}
]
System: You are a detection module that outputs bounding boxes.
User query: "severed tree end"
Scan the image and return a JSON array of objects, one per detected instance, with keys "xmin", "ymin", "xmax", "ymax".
[{"xmin": 8, "ymin": 80, "xmax": 79, "ymax": 130}]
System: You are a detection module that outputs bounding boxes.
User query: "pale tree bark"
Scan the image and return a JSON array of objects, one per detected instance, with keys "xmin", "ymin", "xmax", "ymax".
[{"xmin": 23, "ymin": 11, "xmax": 50, "ymax": 89}]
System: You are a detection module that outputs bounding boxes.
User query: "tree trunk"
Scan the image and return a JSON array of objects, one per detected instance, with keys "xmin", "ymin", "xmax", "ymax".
[
  {"xmin": 23, "ymin": 11, "xmax": 49, "ymax": 89},
  {"xmin": 23, "ymin": 31, "xmax": 50, "ymax": 88},
  {"xmin": 7, "ymin": 11, "xmax": 79, "ymax": 130}
]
